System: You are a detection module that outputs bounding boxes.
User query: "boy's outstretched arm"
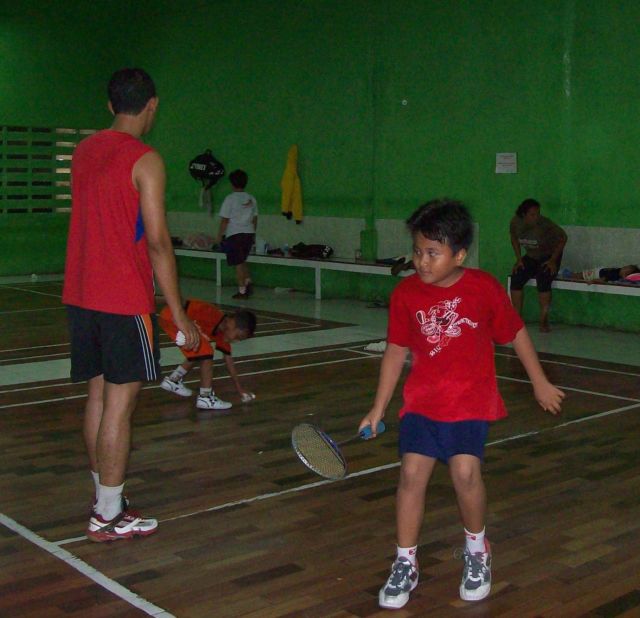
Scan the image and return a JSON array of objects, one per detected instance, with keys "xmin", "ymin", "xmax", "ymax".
[
  {"xmin": 512, "ymin": 327, "xmax": 565, "ymax": 414},
  {"xmin": 223, "ymin": 354, "xmax": 249, "ymax": 397},
  {"xmin": 358, "ymin": 342, "xmax": 408, "ymax": 437}
]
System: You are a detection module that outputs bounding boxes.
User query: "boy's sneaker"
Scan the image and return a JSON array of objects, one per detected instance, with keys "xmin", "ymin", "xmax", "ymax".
[
  {"xmin": 161, "ymin": 377, "xmax": 192, "ymax": 397},
  {"xmin": 196, "ymin": 394, "xmax": 232, "ymax": 410},
  {"xmin": 87, "ymin": 509, "xmax": 158, "ymax": 542},
  {"xmin": 459, "ymin": 541, "xmax": 492, "ymax": 601},
  {"xmin": 378, "ymin": 557, "xmax": 419, "ymax": 609},
  {"xmin": 232, "ymin": 291, "xmax": 248, "ymax": 299},
  {"xmin": 245, "ymin": 282, "xmax": 253, "ymax": 296}
]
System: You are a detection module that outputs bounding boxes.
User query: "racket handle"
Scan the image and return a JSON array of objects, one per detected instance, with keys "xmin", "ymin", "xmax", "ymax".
[{"xmin": 360, "ymin": 420, "xmax": 386, "ymax": 439}]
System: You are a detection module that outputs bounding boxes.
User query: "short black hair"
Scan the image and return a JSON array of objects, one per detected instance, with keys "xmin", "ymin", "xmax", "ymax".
[
  {"xmin": 108, "ymin": 68, "xmax": 156, "ymax": 115},
  {"xmin": 233, "ymin": 309, "xmax": 257, "ymax": 337},
  {"xmin": 229, "ymin": 169, "xmax": 248, "ymax": 189},
  {"xmin": 406, "ymin": 199, "xmax": 473, "ymax": 254},
  {"xmin": 516, "ymin": 198, "xmax": 540, "ymax": 218}
]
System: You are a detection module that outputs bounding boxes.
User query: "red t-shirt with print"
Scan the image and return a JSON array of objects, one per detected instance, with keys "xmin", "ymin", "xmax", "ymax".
[{"xmin": 387, "ymin": 268, "xmax": 524, "ymax": 422}]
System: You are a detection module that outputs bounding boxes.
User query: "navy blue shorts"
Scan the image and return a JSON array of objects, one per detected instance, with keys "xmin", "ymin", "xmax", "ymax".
[
  {"xmin": 398, "ymin": 413, "xmax": 489, "ymax": 463},
  {"xmin": 222, "ymin": 233, "xmax": 255, "ymax": 266}
]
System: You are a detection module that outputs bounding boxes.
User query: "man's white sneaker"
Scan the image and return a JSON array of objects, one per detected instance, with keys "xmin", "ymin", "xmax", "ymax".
[
  {"xmin": 87, "ymin": 509, "xmax": 158, "ymax": 542},
  {"xmin": 161, "ymin": 377, "xmax": 192, "ymax": 397},
  {"xmin": 459, "ymin": 541, "xmax": 492, "ymax": 601},
  {"xmin": 196, "ymin": 394, "xmax": 232, "ymax": 410},
  {"xmin": 378, "ymin": 557, "xmax": 419, "ymax": 609}
]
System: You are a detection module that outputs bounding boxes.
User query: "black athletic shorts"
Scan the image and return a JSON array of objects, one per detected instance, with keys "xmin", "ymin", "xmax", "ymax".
[
  {"xmin": 222, "ymin": 233, "xmax": 255, "ymax": 266},
  {"xmin": 66, "ymin": 305, "xmax": 160, "ymax": 384},
  {"xmin": 510, "ymin": 254, "xmax": 561, "ymax": 293}
]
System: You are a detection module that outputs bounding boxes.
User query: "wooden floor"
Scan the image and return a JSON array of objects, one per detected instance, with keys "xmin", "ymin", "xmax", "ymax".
[{"xmin": 2, "ymin": 281, "xmax": 640, "ymax": 617}]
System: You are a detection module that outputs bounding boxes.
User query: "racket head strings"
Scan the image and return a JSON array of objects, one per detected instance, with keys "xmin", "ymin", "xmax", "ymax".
[{"xmin": 291, "ymin": 423, "xmax": 347, "ymax": 480}]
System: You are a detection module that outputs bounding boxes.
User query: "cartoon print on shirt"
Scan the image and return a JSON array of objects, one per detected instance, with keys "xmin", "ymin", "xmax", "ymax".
[{"xmin": 416, "ymin": 297, "xmax": 478, "ymax": 357}]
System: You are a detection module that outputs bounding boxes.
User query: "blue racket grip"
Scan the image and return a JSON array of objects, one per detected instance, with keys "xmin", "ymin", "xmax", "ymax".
[{"xmin": 360, "ymin": 421, "xmax": 386, "ymax": 440}]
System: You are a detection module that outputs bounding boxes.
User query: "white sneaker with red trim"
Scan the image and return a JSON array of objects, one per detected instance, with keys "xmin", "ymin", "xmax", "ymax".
[
  {"xmin": 87, "ymin": 510, "xmax": 158, "ymax": 542},
  {"xmin": 459, "ymin": 540, "xmax": 492, "ymax": 601},
  {"xmin": 378, "ymin": 557, "xmax": 419, "ymax": 609}
]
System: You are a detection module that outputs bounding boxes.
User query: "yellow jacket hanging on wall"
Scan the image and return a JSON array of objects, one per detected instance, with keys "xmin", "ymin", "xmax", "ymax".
[{"xmin": 280, "ymin": 144, "xmax": 303, "ymax": 223}]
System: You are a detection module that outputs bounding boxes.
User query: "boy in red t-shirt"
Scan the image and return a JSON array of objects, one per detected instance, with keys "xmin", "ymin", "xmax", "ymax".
[
  {"xmin": 359, "ymin": 199, "xmax": 564, "ymax": 609},
  {"xmin": 159, "ymin": 300, "xmax": 257, "ymax": 410}
]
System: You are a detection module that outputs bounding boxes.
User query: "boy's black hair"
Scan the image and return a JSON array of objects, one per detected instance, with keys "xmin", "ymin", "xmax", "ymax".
[
  {"xmin": 233, "ymin": 309, "xmax": 257, "ymax": 337},
  {"xmin": 515, "ymin": 198, "xmax": 541, "ymax": 218},
  {"xmin": 229, "ymin": 169, "xmax": 248, "ymax": 189},
  {"xmin": 108, "ymin": 68, "xmax": 156, "ymax": 115},
  {"xmin": 406, "ymin": 199, "xmax": 473, "ymax": 254}
]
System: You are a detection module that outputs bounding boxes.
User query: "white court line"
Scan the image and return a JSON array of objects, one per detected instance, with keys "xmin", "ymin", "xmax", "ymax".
[
  {"xmin": 0, "ymin": 344, "xmax": 369, "ymax": 396},
  {"xmin": 256, "ymin": 324, "xmax": 321, "ymax": 334},
  {"xmin": 0, "ymin": 513, "xmax": 175, "ymax": 618},
  {"xmin": 0, "ymin": 322, "xmax": 346, "ymax": 363},
  {"xmin": 0, "ymin": 353, "xmax": 380, "ymax": 410},
  {"xmin": 54, "ymin": 400, "xmax": 640, "ymax": 545},
  {"xmin": 0, "ymin": 342, "xmax": 70, "ymax": 353},
  {"xmin": 496, "ymin": 351, "xmax": 640, "ymax": 378},
  {"xmin": 498, "ymin": 375, "xmax": 640, "ymax": 403},
  {"xmin": 0, "ymin": 285, "xmax": 64, "ymax": 299},
  {"xmin": 2, "ymin": 348, "xmax": 639, "ymax": 410},
  {"xmin": 0, "ymin": 306, "xmax": 66, "ymax": 315}
]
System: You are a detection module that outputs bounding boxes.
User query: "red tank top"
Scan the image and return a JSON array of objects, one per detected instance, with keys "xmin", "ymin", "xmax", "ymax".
[{"xmin": 63, "ymin": 130, "xmax": 155, "ymax": 314}]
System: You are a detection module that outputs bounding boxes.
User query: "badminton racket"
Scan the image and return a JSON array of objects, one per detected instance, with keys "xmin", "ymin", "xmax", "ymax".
[{"xmin": 291, "ymin": 421, "xmax": 386, "ymax": 480}]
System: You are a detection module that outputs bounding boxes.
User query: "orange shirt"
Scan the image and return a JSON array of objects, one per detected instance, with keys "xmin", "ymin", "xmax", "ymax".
[{"xmin": 159, "ymin": 300, "xmax": 231, "ymax": 360}]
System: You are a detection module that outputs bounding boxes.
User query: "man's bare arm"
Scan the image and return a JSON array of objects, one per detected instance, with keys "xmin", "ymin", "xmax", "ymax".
[{"xmin": 134, "ymin": 150, "xmax": 199, "ymax": 349}]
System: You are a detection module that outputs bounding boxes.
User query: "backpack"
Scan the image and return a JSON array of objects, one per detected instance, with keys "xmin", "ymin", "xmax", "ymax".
[
  {"xmin": 188, "ymin": 149, "xmax": 225, "ymax": 189},
  {"xmin": 290, "ymin": 242, "xmax": 334, "ymax": 259}
]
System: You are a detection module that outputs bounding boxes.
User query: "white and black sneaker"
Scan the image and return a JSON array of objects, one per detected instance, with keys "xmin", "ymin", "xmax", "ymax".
[
  {"xmin": 378, "ymin": 557, "xmax": 419, "ymax": 609},
  {"xmin": 459, "ymin": 541, "xmax": 492, "ymax": 601},
  {"xmin": 196, "ymin": 394, "xmax": 232, "ymax": 410},
  {"xmin": 161, "ymin": 377, "xmax": 192, "ymax": 397}
]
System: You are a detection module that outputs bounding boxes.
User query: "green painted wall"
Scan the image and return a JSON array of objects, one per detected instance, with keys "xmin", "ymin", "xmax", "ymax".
[
  {"xmin": 0, "ymin": 1, "xmax": 132, "ymax": 275},
  {"xmin": 1, "ymin": 1, "xmax": 639, "ymax": 329}
]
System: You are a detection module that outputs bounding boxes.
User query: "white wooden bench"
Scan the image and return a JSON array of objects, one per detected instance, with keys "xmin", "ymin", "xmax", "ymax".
[
  {"xmin": 508, "ymin": 276, "xmax": 640, "ymax": 297},
  {"xmin": 174, "ymin": 248, "xmax": 398, "ymax": 300}
]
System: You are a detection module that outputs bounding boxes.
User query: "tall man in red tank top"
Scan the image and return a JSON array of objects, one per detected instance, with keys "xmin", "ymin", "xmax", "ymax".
[{"xmin": 63, "ymin": 68, "xmax": 200, "ymax": 542}]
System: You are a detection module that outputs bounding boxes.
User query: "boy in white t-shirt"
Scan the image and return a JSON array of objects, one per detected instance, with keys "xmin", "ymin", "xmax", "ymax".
[{"xmin": 216, "ymin": 169, "xmax": 258, "ymax": 299}]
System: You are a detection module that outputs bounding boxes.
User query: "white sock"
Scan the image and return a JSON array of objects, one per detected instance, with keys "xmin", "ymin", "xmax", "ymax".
[
  {"xmin": 396, "ymin": 545, "xmax": 418, "ymax": 565},
  {"xmin": 91, "ymin": 470, "xmax": 100, "ymax": 498},
  {"xmin": 96, "ymin": 483, "xmax": 125, "ymax": 521},
  {"xmin": 169, "ymin": 365, "xmax": 187, "ymax": 382},
  {"xmin": 199, "ymin": 387, "xmax": 212, "ymax": 397},
  {"xmin": 239, "ymin": 285, "xmax": 247, "ymax": 294},
  {"xmin": 464, "ymin": 527, "xmax": 486, "ymax": 553}
]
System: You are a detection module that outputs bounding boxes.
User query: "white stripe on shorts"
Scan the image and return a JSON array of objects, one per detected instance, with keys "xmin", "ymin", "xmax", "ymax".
[{"xmin": 134, "ymin": 315, "xmax": 156, "ymax": 381}]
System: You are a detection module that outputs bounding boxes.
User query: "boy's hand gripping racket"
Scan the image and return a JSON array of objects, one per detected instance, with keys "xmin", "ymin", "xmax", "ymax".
[{"xmin": 291, "ymin": 421, "xmax": 386, "ymax": 480}]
